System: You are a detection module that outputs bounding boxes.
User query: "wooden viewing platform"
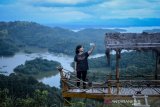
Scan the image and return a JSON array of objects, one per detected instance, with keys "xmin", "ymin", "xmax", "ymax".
[
  {"xmin": 59, "ymin": 71, "xmax": 160, "ymax": 98},
  {"xmin": 58, "ymin": 32, "xmax": 160, "ymax": 106},
  {"xmin": 68, "ymin": 87, "xmax": 160, "ymax": 95}
]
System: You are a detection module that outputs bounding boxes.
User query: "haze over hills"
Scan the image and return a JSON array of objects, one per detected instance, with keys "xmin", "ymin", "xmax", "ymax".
[
  {"xmin": 0, "ymin": 21, "xmax": 126, "ymax": 56},
  {"xmin": 46, "ymin": 18, "xmax": 160, "ymax": 29},
  {"xmin": 143, "ymin": 29, "xmax": 160, "ymax": 33}
]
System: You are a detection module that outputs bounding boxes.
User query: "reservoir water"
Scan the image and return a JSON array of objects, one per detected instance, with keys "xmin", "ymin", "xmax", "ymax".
[
  {"xmin": 1, "ymin": 26, "xmax": 160, "ymax": 88},
  {"xmin": 0, "ymin": 52, "xmax": 104, "ymax": 88}
]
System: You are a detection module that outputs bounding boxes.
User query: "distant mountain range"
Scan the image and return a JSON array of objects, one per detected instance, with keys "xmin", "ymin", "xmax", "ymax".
[
  {"xmin": 0, "ymin": 21, "xmax": 126, "ymax": 56},
  {"xmin": 46, "ymin": 18, "xmax": 160, "ymax": 28},
  {"xmin": 143, "ymin": 29, "xmax": 160, "ymax": 33}
]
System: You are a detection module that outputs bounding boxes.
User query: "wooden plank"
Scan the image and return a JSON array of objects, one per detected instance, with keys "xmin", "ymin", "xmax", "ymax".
[
  {"xmin": 62, "ymin": 92, "xmax": 107, "ymax": 99},
  {"xmin": 62, "ymin": 92, "xmax": 160, "ymax": 99},
  {"xmin": 65, "ymin": 87, "xmax": 160, "ymax": 95}
]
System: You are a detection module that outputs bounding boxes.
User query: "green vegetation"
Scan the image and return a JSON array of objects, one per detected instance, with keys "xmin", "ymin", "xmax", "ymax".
[
  {"xmin": 71, "ymin": 51, "xmax": 156, "ymax": 81},
  {"xmin": 0, "ymin": 74, "xmax": 63, "ymax": 107},
  {"xmin": 0, "ymin": 28, "xmax": 19, "ymax": 56},
  {"xmin": 89, "ymin": 51, "xmax": 155, "ymax": 69},
  {"xmin": 0, "ymin": 21, "xmax": 125, "ymax": 56},
  {"xmin": 0, "ymin": 21, "xmax": 159, "ymax": 106},
  {"xmin": 0, "ymin": 40, "xmax": 19, "ymax": 56},
  {"xmin": 14, "ymin": 58, "xmax": 61, "ymax": 77},
  {"xmin": 88, "ymin": 51, "xmax": 156, "ymax": 80},
  {"xmin": 69, "ymin": 51, "xmax": 158, "ymax": 106}
]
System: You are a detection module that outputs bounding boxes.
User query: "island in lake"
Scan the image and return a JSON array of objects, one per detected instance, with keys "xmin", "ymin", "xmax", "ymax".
[{"xmin": 14, "ymin": 58, "xmax": 61, "ymax": 78}]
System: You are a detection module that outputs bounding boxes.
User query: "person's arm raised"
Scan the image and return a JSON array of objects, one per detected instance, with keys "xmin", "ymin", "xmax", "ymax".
[
  {"xmin": 74, "ymin": 62, "xmax": 77, "ymax": 73},
  {"xmin": 88, "ymin": 43, "xmax": 96, "ymax": 55}
]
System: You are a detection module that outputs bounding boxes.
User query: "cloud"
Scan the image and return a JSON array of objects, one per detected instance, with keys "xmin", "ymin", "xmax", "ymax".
[
  {"xmin": 0, "ymin": 1, "xmax": 92, "ymax": 23},
  {"xmin": 0, "ymin": 0, "xmax": 160, "ymax": 24},
  {"xmin": 81, "ymin": 0, "xmax": 160, "ymax": 19},
  {"xmin": 19, "ymin": 0, "xmax": 105, "ymax": 7},
  {"xmin": 32, "ymin": 0, "xmax": 89, "ymax": 5}
]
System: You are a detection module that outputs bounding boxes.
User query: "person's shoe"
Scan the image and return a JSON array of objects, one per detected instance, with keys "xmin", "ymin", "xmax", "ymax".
[{"xmin": 83, "ymin": 85, "xmax": 86, "ymax": 89}]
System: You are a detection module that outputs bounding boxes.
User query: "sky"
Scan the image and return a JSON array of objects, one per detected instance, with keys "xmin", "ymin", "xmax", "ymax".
[{"xmin": 0, "ymin": 0, "xmax": 160, "ymax": 26}]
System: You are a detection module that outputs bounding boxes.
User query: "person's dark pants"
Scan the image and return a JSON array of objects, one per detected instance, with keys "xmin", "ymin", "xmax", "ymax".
[{"xmin": 77, "ymin": 71, "xmax": 87, "ymax": 88}]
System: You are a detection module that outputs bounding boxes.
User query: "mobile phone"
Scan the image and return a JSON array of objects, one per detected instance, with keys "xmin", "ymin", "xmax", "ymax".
[{"xmin": 90, "ymin": 43, "xmax": 94, "ymax": 46}]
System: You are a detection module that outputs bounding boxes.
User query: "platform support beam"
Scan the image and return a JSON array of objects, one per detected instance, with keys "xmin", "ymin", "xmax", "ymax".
[
  {"xmin": 116, "ymin": 49, "xmax": 120, "ymax": 80},
  {"xmin": 116, "ymin": 49, "xmax": 121, "ymax": 94},
  {"xmin": 105, "ymin": 49, "xmax": 110, "ymax": 65},
  {"xmin": 155, "ymin": 51, "xmax": 160, "ymax": 80}
]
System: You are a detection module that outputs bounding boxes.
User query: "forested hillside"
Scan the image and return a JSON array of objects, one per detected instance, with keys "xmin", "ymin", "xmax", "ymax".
[
  {"xmin": 0, "ymin": 21, "xmax": 125, "ymax": 56},
  {"xmin": 14, "ymin": 58, "xmax": 60, "ymax": 76},
  {"xmin": 0, "ymin": 74, "xmax": 63, "ymax": 107},
  {"xmin": 87, "ymin": 51, "xmax": 156, "ymax": 80}
]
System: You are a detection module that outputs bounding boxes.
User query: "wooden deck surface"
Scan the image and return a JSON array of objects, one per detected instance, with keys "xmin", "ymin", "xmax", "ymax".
[{"xmin": 68, "ymin": 87, "xmax": 160, "ymax": 95}]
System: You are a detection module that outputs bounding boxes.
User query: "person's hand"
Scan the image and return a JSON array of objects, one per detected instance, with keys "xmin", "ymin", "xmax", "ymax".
[
  {"xmin": 92, "ymin": 43, "xmax": 96, "ymax": 48},
  {"xmin": 88, "ymin": 43, "xmax": 96, "ymax": 55},
  {"xmin": 90, "ymin": 43, "xmax": 96, "ymax": 47}
]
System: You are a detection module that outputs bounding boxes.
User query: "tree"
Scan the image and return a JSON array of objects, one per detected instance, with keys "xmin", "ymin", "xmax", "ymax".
[{"xmin": 34, "ymin": 89, "xmax": 48, "ymax": 107}]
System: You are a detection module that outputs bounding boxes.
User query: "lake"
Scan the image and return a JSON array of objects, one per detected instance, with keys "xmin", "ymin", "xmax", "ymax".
[
  {"xmin": 0, "ymin": 52, "xmax": 105, "ymax": 88},
  {"xmin": 72, "ymin": 26, "xmax": 160, "ymax": 33},
  {"xmin": 0, "ymin": 26, "xmax": 160, "ymax": 88}
]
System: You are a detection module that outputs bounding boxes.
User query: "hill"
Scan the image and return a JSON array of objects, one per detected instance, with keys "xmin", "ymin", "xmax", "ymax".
[
  {"xmin": 14, "ymin": 58, "xmax": 61, "ymax": 77},
  {"xmin": 71, "ymin": 51, "xmax": 156, "ymax": 80},
  {"xmin": 143, "ymin": 29, "xmax": 160, "ymax": 33},
  {"xmin": 0, "ymin": 74, "xmax": 63, "ymax": 107},
  {"xmin": 0, "ymin": 21, "xmax": 125, "ymax": 56}
]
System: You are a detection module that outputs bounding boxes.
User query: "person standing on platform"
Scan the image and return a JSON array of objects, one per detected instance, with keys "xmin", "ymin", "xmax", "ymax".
[{"xmin": 74, "ymin": 43, "xmax": 96, "ymax": 89}]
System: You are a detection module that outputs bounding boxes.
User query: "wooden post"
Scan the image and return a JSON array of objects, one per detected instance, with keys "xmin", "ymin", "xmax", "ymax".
[
  {"xmin": 155, "ymin": 51, "xmax": 158, "ymax": 80},
  {"xmin": 116, "ymin": 49, "xmax": 120, "ymax": 94},
  {"xmin": 116, "ymin": 49, "xmax": 120, "ymax": 80},
  {"xmin": 158, "ymin": 53, "xmax": 160, "ymax": 80},
  {"xmin": 57, "ymin": 66, "xmax": 64, "ymax": 78},
  {"xmin": 57, "ymin": 66, "xmax": 69, "ymax": 92},
  {"xmin": 108, "ymin": 74, "xmax": 112, "ymax": 94},
  {"xmin": 57, "ymin": 67, "xmax": 71, "ymax": 106},
  {"xmin": 62, "ymin": 78, "xmax": 69, "ymax": 92},
  {"xmin": 105, "ymin": 49, "xmax": 110, "ymax": 65},
  {"xmin": 108, "ymin": 81, "xmax": 111, "ymax": 94},
  {"xmin": 155, "ymin": 51, "xmax": 160, "ymax": 80}
]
